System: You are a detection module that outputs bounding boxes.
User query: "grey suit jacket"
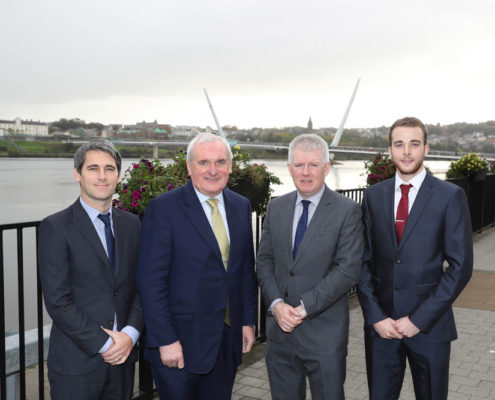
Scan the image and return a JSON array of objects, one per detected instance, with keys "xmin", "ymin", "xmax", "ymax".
[
  {"xmin": 38, "ymin": 199, "xmax": 144, "ymax": 375},
  {"xmin": 257, "ymin": 186, "xmax": 363, "ymax": 350}
]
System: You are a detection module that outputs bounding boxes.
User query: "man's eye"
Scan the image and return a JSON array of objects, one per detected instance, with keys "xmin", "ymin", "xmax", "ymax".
[{"xmin": 199, "ymin": 161, "xmax": 208, "ymax": 166}]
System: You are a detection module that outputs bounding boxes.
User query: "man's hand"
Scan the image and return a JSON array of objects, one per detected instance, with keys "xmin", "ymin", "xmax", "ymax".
[
  {"xmin": 394, "ymin": 316, "xmax": 420, "ymax": 338},
  {"xmin": 100, "ymin": 327, "xmax": 133, "ymax": 365},
  {"xmin": 272, "ymin": 302, "xmax": 304, "ymax": 333},
  {"xmin": 373, "ymin": 318, "xmax": 403, "ymax": 339},
  {"xmin": 159, "ymin": 341, "xmax": 185, "ymax": 369},
  {"xmin": 242, "ymin": 326, "xmax": 255, "ymax": 353},
  {"xmin": 294, "ymin": 304, "xmax": 307, "ymax": 319}
]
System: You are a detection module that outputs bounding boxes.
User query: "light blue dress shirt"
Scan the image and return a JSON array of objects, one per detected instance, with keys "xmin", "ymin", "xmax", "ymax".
[{"xmin": 79, "ymin": 198, "xmax": 139, "ymax": 353}]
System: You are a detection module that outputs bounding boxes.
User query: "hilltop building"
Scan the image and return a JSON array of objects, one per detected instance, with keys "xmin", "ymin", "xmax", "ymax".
[
  {"xmin": 308, "ymin": 116, "xmax": 313, "ymax": 131},
  {"xmin": 0, "ymin": 117, "xmax": 49, "ymax": 136}
]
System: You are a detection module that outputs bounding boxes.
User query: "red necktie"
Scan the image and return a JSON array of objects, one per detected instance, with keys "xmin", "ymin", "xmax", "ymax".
[{"xmin": 395, "ymin": 184, "xmax": 412, "ymax": 243}]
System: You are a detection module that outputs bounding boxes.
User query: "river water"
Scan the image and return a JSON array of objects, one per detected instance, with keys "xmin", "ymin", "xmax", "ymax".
[{"xmin": 0, "ymin": 157, "xmax": 451, "ymax": 332}]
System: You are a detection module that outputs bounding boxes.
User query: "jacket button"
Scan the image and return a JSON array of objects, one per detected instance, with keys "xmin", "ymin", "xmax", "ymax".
[
  {"xmin": 394, "ymin": 286, "xmax": 400, "ymax": 291},
  {"xmin": 108, "ymin": 320, "xmax": 114, "ymax": 326},
  {"xmin": 290, "ymin": 272, "xmax": 294, "ymax": 276},
  {"xmin": 396, "ymin": 259, "xmax": 401, "ymax": 264},
  {"xmin": 113, "ymin": 291, "xmax": 117, "ymax": 297},
  {"xmin": 284, "ymin": 292, "xmax": 288, "ymax": 297}
]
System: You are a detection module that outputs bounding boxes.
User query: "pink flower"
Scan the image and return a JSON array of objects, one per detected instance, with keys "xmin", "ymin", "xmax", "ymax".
[{"xmin": 131, "ymin": 200, "xmax": 138, "ymax": 207}]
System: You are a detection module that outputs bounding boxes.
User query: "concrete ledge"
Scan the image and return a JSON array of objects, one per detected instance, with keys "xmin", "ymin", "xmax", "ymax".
[{"xmin": 5, "ymin": 324, "xmax": 51, "ymax": 375}]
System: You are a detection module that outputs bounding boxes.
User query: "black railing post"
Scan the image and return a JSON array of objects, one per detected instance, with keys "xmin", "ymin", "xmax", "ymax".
[
  {"xmin": 0, "ymin": 228, "xmax": 6, "ymax": 400},
  {"xmin": 17, "ymin": 228, "xmax": 26, "ymax": 399},
  {"xmin": 36, "ymin": 225, "xmax": 45, "ymax": 400}
]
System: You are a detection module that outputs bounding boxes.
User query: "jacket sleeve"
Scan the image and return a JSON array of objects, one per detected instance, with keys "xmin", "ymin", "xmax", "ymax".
[
  {"xmin": 241, "ymin": 201, "xmax": 258, "ymax": 327},
  {"xmin": 256, "ymin": 201, "xmax": 282, "ymax": 308},
  {"xmin": 357, "ymin": 191, "xmax": 389, "ymax": 326},
  {"xmin": 123, "ymin": 215, "xmax": 144, "ymax": 334},
  {"xmin": 409, "ymin": 188, "xmax": 473, "ymax": 332}
]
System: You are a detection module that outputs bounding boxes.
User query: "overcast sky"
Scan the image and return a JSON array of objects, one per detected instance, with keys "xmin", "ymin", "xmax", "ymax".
[{"xmin": 1, "ymin": 0, "xmax": 494, "ymax": 129}]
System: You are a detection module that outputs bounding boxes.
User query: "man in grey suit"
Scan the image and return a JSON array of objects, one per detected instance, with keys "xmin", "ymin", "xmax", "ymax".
[
  {"xmin": 257, "ymin": 134, "xmax": 363, "ymax": 400},
  {"xmin": 38, "ymin": 139, "xmax": 143, "ymax": 399}
]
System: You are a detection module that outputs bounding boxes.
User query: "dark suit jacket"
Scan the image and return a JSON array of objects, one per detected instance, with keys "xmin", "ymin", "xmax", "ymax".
[
  {"xmin": 257, "ymin": 186, "xmax": 363, "ymax": 350},
  {"xmin": 38, "ymin": 199, "xmax": 143, "ymax": 375},
  {"xmin": 358, "ymin": 174, "xmax": 473, "ymax": 343},
  {"xmin": 136, "ymin": 181, "xmax": 258, "ymax": 374}
]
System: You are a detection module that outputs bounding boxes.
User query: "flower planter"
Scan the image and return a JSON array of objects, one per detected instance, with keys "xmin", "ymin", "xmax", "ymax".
[{"xmin": 228, "ymin": 177, "xmax": 270, "ymax": 214}]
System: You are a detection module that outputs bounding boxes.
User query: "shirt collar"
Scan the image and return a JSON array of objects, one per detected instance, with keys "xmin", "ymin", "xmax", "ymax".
[
  {"xmin": 193, "ymin": 186, "xmax": 225, "ymax": 206},
  {"xmin": 394, "ymin": 167, "xmax": 427, "ymax": 192},
  {"xmin": 296, "ymin": 185, "xmax": 325, "ymax": 207},
  {"xmin": 79, "ymin": 197, "xmax": 113, "ymax": 221}
]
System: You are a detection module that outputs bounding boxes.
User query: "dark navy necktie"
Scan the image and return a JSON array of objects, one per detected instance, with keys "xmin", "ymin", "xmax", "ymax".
[
  {"xmin": 293, "ymin": 200, "xmax": 310, "ymax": 259},
  {"xmin": 98, "ymin": 213, "xmax": 116, "ymax": 275}
]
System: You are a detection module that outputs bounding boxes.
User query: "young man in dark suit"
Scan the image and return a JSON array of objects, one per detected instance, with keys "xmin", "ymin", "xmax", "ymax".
[
  {"xmin": 38, "ymin": 139, "xmax": 143, "ymax": 399},
  {"xmin": 358, "ymin": 117, "xmax": 473, "ymax": 399},
  {"xmin": 136, "ymin": 132, "xmax": 258, "ymax": 400}
]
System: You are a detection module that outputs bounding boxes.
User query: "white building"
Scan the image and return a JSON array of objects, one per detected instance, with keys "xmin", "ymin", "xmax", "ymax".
[
  {"xmin": 171, "ymin": 125, "xmax": 200, "ymax": 138},
  {"xmin": 0, "ymin": 118, "xmax": 49, "ymax": 136}
]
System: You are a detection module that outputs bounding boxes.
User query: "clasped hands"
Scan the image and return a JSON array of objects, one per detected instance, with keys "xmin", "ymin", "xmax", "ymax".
[
  {"xmin": 272, "ymin": 302, "xmax": 307, "ymax": 333},
  {"xmin": 100, "ymin": 327, "xmax": 133, "ymax": 365},
  {"xmin": 373, "ymin": 316, "xmax": 420, "ymax": 339}
]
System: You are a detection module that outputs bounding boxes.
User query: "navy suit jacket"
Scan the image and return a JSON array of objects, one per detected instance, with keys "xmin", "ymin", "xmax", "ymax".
[
  {"xmin": 38, "ymin": 200, "xmax": 143, "ymax": 375},
  {"xmin": 358, "ymin": 173, "xmax": 473, "ymax": 343},
  {"xmin": 136, "ymin": 181, "xmax": 258, "ymax": 374}
]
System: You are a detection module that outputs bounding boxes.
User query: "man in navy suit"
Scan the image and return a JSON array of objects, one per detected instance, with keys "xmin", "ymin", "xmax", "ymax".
[
  {"xmin": 137, "ymin": 132, "xmax": 258, "ymax": 399},
  {"xmin": 39, "ymin": 139, "xmax": 143, "ymax": 399},
  {"xmin": 358, "ymin": 117, "xmax": 473, "ymax": 399}
]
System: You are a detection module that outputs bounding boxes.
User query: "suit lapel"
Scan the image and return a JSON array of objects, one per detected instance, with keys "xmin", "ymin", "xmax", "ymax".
[
  {"xmin": 112, "ymin": 207, "xmax": 125, "ymax": 279},
  {"xmin": 182, "ymin": 182, "xmax": 225, "ymax": 268},
  {"xmin": 381, "ymin": 179, "xmax": 398, "ymax": 247},
  {"xmin": 71, "ymin": 200, "xmax": 113, "ymax": 278},
  {"xmin": 224, "ymin": 189, "xmax": 240, "ymax": 272},
  {"xmin": 399, "ymin": 173, "xmax": 436, "ymax": 248},
  {"xmin": 282, "ymin": 192, "xmax": 297, "ymax": 262}
]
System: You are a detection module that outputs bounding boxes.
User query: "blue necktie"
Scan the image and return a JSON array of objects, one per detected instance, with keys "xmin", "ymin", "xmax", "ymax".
[
  {"xmin": 98, "ymin": 213, "xmax": 116, "ymax": 275},
  {"xmin": 293, "ymin": 200, "xmax": 310, "ymax": 259}
]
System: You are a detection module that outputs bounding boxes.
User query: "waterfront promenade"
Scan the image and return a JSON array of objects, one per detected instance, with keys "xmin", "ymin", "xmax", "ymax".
[{"xmin": 233, "ymin": 227, "xmax": 495, "ymax": 400}]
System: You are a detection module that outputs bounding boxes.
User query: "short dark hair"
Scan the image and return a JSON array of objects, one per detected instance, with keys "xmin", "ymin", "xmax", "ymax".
[
  {"xmin": 389, "ymin": 117, "xmax": 427, "ymax": 145},
  {"xmin": 74, "ymin": 139, "xmax": 122, "ymax": 174}
]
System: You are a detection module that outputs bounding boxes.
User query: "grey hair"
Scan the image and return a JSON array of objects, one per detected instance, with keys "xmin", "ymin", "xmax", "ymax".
[
  {"xmin": 288, "ymin": 134, "xmax": 330, "ymax": 164},
  {"xmin": 74, "ymin": 139, "xmax": 122, "ymax": 174},
  {"xmin": 186, "ymin": 132, "xmax": 233, "ymax": 162}
]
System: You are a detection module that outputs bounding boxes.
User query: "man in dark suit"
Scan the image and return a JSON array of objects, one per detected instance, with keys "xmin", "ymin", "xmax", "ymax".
[
  {"xmin": 358, "ymin": 117, "xmax": 473, "ymax": 399},
  {"xmin": 257, "ymin": 134, "xmax": 363, "ymax": 400},
  {"xmin": 38, "ymin": 139, "xmax": 143, "ymax": 400},
  {"xmin": 136, "ymin": 132, "xmax": 258, "ymax": 399}
]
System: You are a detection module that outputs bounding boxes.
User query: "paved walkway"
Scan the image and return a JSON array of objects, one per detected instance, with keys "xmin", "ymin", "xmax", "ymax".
[{"xmin": 233, "ymin": 227, "xmax": 495, "ymax": 400}]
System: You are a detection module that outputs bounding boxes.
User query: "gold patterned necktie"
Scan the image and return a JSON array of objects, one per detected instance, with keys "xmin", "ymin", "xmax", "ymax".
[
  {"xmin": 206, "ymin": 198, "xmax": 230, "ymax": 270},
  {"xmin": 206, "ymin": 198, "xmax": 231, "ymax": 325}
]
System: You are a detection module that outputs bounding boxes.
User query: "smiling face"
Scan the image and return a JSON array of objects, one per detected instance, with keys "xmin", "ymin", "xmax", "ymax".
[
  {"xmin": 74, "ymin": 150, "xmax": 120, "ymax": 212},
  {"xmin": 288, "ymin": 148, "xmax": 330, "ymax": 198},
  {"xmin": 388, "ymin": 126, "xmax": 429, "ymax": 181},
  {"xmin": 186, "ymin": 140, "xmax": 232, "ymax": 197}
]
